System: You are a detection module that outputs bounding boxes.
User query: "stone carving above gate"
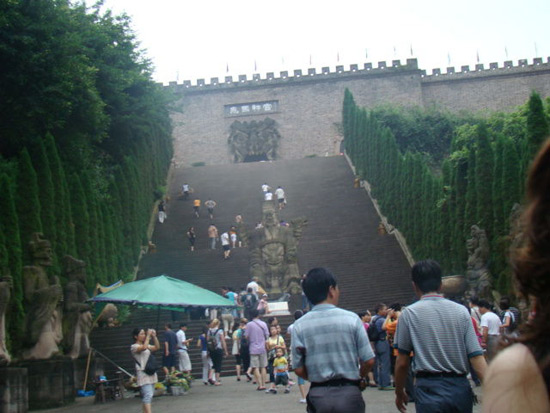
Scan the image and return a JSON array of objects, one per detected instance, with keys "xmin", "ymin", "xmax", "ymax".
[{"xmin": 228, "ymin": 117, "xmax": 281, "ymax": 163}]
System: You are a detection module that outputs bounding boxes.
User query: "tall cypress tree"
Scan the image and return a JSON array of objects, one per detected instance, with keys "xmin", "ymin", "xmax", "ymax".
[
  {"xmin": 44, "ymin": 133, "xmax": 75, "ymax": 257},
  {"xmin": 524, "ymin": 91, "xmax": 549, "ymax": 164},
  {"xmin": 16, "ymin": 148, "xmax": 43, "ymax": 258},
  {"xmin": 0, "ymin": 173, "xmax": 24, "ymax": 344},
  {"xmin": 95, "ymin": 203, "xmax": 108, "ymax": 285},
  {"xmin": 107, "ymin": 177, "xmax": 127, "ymax": 277},
  {"xmin": 69, "ymin": 174, "xmax": 90, "ymax": 266},
  {"xmin": 439, "ymin": 159, "xmax": 453, "ymax": 271},
  {"xmin": 32, "ymin": 138, "xmax": 57, "ymax": 268},
  {"xmin": 501, "ymin": 138, "xmax": 521, "ymax": 227},
  {"xmin": 475, "ymin": 123, "xmax": 494, "ymax": 237},
  {"xmin": 451, "ymin": 154, "xmax": 468, "ymax": 271},
  {"xmin": 81, "ymin": 174, "xmax": 100, "ymax": 285},
  {"xmin": 342, "ymin": 89, "xmax": 356, "ymax": 143},
  {"xmin": 101, "ymin": 202, "xmax": 117, "ymax": 283},
  {"xmin": 464, "ymin": 147, "xmax": 477, "ymax": 235}
]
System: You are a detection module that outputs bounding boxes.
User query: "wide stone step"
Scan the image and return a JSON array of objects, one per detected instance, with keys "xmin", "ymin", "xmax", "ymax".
[{"xmin": 90, "ymin": 156, "xmax": 413, "ymax": 381}]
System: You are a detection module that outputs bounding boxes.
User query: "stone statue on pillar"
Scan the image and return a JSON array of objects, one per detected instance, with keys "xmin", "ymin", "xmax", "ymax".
[
  {"xmin": 22, "ymin": 233, "xmax": 63, "ymax": 360},
  {"xmin": 248, "ymin": 201, "xmax": 307, "ymax": 295},
  {"xmin": 63, "ymin": 255, "xmax": 93, "ymax": 359},
  {"xmin": 0, "ymin": 273, "xmax": 12, "ymax": 365}
]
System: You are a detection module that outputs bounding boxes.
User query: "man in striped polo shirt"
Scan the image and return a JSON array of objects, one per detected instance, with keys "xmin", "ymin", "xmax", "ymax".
[
  {"xmin": 291, "ymin": 267, "xmax": 375, "ymax": 413},
  {"xmin": 394, "ymin": 260, "xmax": 487, "ymax": 413}
]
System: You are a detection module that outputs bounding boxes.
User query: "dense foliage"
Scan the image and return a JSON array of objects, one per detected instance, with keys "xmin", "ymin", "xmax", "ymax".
[
  {"xmin": 0, "ymin": 0, "xmax": 173, "ymax": 352},
  {"xmin": 343, "ymin": 89, "xmax": 549, "ymax": 293}
]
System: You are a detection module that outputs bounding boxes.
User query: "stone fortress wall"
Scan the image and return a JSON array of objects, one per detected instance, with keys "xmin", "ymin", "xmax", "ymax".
[{"xmin": 167, "ymin": 57, "xmax": 550, "ymax": 167}]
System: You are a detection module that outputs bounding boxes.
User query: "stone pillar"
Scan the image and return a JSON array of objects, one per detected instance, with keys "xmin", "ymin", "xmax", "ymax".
[
  {"xmin": 0, "ymin": 367, "xmax": 28, "ymax": 413},
  {"xmin": 17, "ymin": 359, "xmax": 74, "ymax": 410}
]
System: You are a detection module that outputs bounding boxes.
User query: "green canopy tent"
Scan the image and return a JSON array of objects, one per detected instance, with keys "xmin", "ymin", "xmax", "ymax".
[{"xmin": 89, "ymin": 274, "xmax": 236, "ymax": 328}]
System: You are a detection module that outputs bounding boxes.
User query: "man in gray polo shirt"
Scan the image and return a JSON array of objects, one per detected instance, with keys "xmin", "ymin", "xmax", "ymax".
[
  {"xmin": 245, "ymin": 308, "xmax": 269, "ymax": 391},
  {"xmin": 291, "ymin": 267, "xmax": 375, "ymax": 413},
  {"xmin": 394, "ymin": 260, "xmax": 487, "ymax": 413}
]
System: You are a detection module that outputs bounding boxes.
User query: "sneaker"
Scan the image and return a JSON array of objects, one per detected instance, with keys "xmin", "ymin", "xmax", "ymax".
[
  {"xmin": 284, "ymin": 388, "xmax": 290, "ymax": 394},
  {"xmin": 299, "ymin": 399, "xmax": 307, "ymax": 404},
  {"xmin": 270, "ymin": 389, "xmax": 278, "ymax": 394},
  {"xmin": 379, "ymin": 386, "xmax": 395, "ymax": 391},
  {"xmin": 265, "ymin": 388, "xmax": 272, "ymax": 393}
]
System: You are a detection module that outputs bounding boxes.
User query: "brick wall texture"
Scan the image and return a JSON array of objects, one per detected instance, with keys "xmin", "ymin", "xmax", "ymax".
[{"xmin": 169, "ymin": 62, "xmax": 550, "ymax": 167}]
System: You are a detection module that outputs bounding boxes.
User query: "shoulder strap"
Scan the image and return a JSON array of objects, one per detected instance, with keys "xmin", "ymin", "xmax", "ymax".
[{"xmin": 134, "ymin": 350, "xmax": 150, "ymax": 368}]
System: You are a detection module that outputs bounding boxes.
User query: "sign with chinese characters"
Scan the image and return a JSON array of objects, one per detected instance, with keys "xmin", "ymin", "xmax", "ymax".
[{"xmin": 225, "ymin": 101, "xmax": 278, "ymax": 117}]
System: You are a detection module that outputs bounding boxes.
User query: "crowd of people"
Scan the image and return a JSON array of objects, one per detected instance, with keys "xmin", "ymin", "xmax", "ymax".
[{"xmin": 134, "ymin": 142, "xmax": 550, "ymax": 412}]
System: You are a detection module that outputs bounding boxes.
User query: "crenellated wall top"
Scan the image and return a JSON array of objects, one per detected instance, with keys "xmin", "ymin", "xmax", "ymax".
[
  {"xmin": 421, "ymin": 57, "xmax": 550, "ymax": 82},
  {"xmin": 161, "ymin": 57, "xmax": 550, "ymax": 92},
  {"xmin": 163, "ymin": 58, "xmax": 421, "ymax": 91}
]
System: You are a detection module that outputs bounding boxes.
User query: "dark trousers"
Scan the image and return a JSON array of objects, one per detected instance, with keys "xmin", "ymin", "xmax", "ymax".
[
  {"xmin": 241, "ymin": 350, "xmax": 250, "ymax": 371},
  {"xmin": 374, "ymin": 340, "xmax": 391, "ymax": 387},
  {"xmin": 307, "ymin": 385, "xmax": 365, "ymax": 413},
  {"xmin": 210, "ymin": 349, "xmax": 223, "ymax": 373},
  {"xmin": 415, "ymin": 376, "xmax": 473, "ymax": 413}
]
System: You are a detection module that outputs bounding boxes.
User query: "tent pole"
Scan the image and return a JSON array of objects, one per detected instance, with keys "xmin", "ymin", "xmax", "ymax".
[{"xmin": 156, "ymin": 305, "xmax": 160, "ymax": 332}]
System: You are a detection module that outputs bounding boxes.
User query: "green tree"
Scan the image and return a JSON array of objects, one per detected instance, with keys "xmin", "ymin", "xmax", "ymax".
[
  {"xmin": 32, "ymin": 138, "xmax": 57, "ymax": 269},
  {"xmin": 16, "ymin": 149, "xmax": 43, "ymax": 257},
  {"xmin": 501, "ymin": 138, "xmax": 521, "ymax": 227},
  {"xmin": 69, "ymin": 174, "xmax": 90, "ymax": 265},
  {"xmin": 464, "ymin": 147, "xmax": 477, "ymax": 235},
  {"xmin": 475, "ymin": 123, "xmax": 494, "ymax": 237},
  {"xmin": 524, "ymin": 91, "xmax": 549, "ymax": 164},
  {"xmin": 0, "ymin": 173, "xmax": 24, "ymax": 345},
  {"xmin": 44, "ymin": 133, "xmax": 76, "ymax": 257}
]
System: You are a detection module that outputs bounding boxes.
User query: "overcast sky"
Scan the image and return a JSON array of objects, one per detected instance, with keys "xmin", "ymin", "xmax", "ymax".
[{"xmin": 101, "ymin": 0, "xmax": 550, "ymax": 85}]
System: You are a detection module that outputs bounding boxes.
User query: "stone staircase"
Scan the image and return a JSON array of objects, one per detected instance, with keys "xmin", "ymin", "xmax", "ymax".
[{"xmin": 90, "ymin": 156, "xmax": 414, "ymax": 380}]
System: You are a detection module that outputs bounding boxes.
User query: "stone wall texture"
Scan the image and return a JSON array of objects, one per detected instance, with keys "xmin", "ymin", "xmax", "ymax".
[{"xmin": 168, "ymin": 58, "xmax": 550, "ymax": 167}]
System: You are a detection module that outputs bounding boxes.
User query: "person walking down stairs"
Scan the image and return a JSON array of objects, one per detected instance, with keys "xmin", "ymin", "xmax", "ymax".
[
  {"xmin": 186, "ymin": 227, "xmax": 196, "ymax": 251},
  {"xmin": 208, "ymin": 224, "xmax": 218, "ymax": 250},
  {"xmin": 193, "ymin": 198, "xmax": 201, "ymax": 218},
  {"xmin": 221, "ymin": 231, "xmax": 231, "ymax": 260}
]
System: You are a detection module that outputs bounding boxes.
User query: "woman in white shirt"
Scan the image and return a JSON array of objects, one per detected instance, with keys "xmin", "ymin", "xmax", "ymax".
[{"xmin": 131, "ymin": 328, "xmax": 160, "ymax": 413}]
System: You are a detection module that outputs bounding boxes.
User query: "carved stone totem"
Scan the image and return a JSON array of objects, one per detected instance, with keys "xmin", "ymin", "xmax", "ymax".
[
  {"xmin": 63, "ymin": 255, "xmax": 93, "ymax": 359},
  {"xmin": 248, "ymin": 201, "xmax": 307, "ymax": 295},
  {"xmin": 466, "ymin": 225, "xmax": 492, "ymax": 299},
  {"xmin": 22, "ymin": 233, "xmax": 63, "ymax": 360}
]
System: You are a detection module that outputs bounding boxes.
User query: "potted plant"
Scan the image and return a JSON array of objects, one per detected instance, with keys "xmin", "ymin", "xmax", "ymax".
[{"xmin": 164, "ymin": 371, "xmax": 191, "ymax": 396}]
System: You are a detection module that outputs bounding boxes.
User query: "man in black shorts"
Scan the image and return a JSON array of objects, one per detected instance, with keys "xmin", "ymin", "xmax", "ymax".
[{"xmin": 162, "ymin": 323, "xmax": 179, "ymax": 375}]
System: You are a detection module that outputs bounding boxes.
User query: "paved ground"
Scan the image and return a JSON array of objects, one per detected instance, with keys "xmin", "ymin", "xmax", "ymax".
[{"xmin": 43, "ymin": 375, "xmax": 483, "ymax": 413}]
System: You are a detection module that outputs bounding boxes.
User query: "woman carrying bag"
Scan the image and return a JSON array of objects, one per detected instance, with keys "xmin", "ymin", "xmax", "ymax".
[{"xmin": 131, "ymin": 328, "xmax": 160, "ymax": 413}]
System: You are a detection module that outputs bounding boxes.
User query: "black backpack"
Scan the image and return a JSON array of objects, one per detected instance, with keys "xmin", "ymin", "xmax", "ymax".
[
  {"xmin": 243, "ymin": 294, "xmax": 256, "ymax": 310},
  {"xmin": 367, "ymin": 316, "xmax": 380, "ymax": 342},
  {"xmin": 136, "ymin": 352, "xmax": 158, "ymax": 376},
  {"xmin": 240, "ymin": 331, "xmax": 249, "ymax": 351}
]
